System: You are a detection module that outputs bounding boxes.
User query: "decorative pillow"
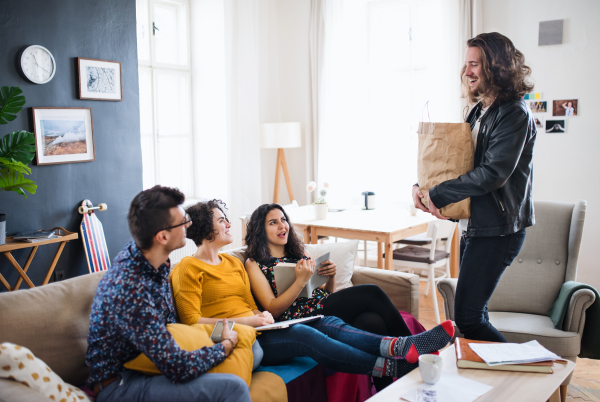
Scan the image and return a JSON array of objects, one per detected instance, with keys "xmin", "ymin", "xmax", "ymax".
[
  {"xmin": 0, "ymin": 342, "xmax": 90, "ymax": 402},
  {"xmin": 124, "ymin": 323, "xmax": 256, "ymax": 386},
  {"xmin": 305, "ymin": 240, "xmax": 359, "ymax": 291}
]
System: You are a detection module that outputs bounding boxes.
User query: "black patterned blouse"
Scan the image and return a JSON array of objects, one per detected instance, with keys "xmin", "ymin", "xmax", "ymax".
[{"xmin": 257, "ymin": 256, "xmax": 330, "ymax": 321}]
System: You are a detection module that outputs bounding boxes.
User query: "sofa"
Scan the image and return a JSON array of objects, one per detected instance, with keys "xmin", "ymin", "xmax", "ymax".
[{"xmin": 0, "ymin": 245, "xmax": 419, "ymax": 402}]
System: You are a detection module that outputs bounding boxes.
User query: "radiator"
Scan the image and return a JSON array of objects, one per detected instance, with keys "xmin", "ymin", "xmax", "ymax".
[{"xmin": 169, "ymin": 238, "xmax": 197, "ymax": 265}]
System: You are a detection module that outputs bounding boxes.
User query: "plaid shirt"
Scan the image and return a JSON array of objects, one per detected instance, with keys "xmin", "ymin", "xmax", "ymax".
[{"xmin": 85, "ymin": 242, "xmax": 226, "ymax": 387}]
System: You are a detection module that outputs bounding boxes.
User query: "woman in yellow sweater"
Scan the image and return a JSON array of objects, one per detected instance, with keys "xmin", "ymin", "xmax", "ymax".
[{"xmin": 172, "ymin": 200, "xmax": 454, "ymax": 380}]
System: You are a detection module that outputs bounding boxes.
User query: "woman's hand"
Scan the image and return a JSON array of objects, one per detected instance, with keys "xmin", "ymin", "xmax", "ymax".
[
  {"xmin": 425, "ymin": 193, "xmax": 448, "ymax": 220},
  {"xmin": 318, "ymin": 260, "xmax": 337, "ymax": 277},
  {"xmin": 220, "ymin": 319, "xmax": 238, "ymax": 355},
  {"xmin": 412, "ymin": 185, "xmax": 429, "ymax": 212},
  {"xmin": 294, "ymin": 258, "xmax": 315, "ymax": 286},
  {"xmin": 247, "ymin": 312, "xmax": 275, "ymax": 327}
]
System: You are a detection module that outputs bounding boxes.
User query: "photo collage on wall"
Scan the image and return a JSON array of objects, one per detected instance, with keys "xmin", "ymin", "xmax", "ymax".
[{"xmin": 526, "ymin": 92, "xmax": 579, "ymax": 134}]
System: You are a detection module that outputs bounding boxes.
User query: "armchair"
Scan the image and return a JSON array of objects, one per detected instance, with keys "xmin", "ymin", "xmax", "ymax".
[{"xmin": 437, "ymin": 200, "xmax": 593, "ymax": 397}]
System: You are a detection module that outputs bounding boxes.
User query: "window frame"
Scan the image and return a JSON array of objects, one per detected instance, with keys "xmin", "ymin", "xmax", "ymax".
[{"xmin": 137, "ymin": 0, "xmax": 195, "ymax": 197}]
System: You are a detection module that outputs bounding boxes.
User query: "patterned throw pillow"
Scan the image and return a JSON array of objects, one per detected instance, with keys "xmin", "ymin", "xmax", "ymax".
[{"xmin": 0, "ymin": 343, "xmax": 90, "ymax": 402}]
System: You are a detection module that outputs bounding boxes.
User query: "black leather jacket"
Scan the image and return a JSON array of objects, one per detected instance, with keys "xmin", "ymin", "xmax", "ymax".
[{"xmin": 429, "ymin": 98, "xmax": 536, "ymax": 237}]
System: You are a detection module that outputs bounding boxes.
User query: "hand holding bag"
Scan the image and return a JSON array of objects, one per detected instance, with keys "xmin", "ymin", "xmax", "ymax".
[{"xmin": 417, "ymin": 117, "xmax": 473, "ymax": 220}]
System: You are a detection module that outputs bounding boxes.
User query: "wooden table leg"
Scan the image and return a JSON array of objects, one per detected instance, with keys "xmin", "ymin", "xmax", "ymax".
[
  {"xmin": 384, "ymin": 240, "xmax": 393, "ymax": 271},
  {"xmin": 547, "ymin": 387, "xmax": 560, "ymax": 402},
  {"xmin": 0, "ymin": 273, "xmax": 11, "ymax": 291},
  {"xmin": 377, "ymin": 243, "xmax": 383, "ymax": 269},
  {"xmin": 4, "ymin": 252, "xmax": 35, "ymax": 289},
  {"xmin": 42, "ymin": 241, "xmax": 67, "ymax": 285},
  {"xmin": 310, "ymin": 227, "xmax": 318, "ymax": 245},
  {"xmin": 301, "ymin": 227, "xmax": 310, "ymax": 244},
  {"xmin": 14, "ymin": 246, "xmax": 39, "ymax": 290},
  {"xmin": 450, "ymin": 226, "xmax": 460, "ymax": 278}
]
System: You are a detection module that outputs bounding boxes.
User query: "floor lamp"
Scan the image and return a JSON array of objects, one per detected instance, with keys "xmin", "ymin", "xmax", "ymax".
[{"xmin": 260, "ymin": 122, "xmax": 301, "ymax": 204}]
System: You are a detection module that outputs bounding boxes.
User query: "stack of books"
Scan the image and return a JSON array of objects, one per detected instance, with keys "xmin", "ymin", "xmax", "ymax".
[{"xmin": 455, "ymin": 338, "xmax": 564, "ymax": 374}]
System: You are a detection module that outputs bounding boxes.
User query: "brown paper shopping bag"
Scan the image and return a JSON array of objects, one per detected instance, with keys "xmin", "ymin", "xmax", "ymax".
[{"xmin": 417, "ymin": 121, "xmax": 474, "ymax": 220}]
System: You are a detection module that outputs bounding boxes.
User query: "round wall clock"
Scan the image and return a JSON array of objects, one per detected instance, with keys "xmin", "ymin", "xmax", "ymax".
[{"xmin": 20, "ymin": 45, "xmax": 56, "ymax": 84}]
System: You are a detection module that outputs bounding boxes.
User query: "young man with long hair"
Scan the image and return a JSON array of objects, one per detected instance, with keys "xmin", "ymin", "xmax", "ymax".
[{"xmin": 412, "ymin": 32, "xmax": 537, "ymax": 342}]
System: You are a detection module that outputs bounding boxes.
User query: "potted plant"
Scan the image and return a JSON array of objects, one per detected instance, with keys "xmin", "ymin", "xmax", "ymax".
[
  {"xmin": 307, "ymin": 181, "xmax": 329, "ymax": 220},
  {"xmin": 0, "ymin": 86, "xmax": 37, "ymax": 244}
]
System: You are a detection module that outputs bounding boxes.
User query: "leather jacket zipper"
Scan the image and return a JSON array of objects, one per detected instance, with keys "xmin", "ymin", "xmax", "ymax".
[{"xmin": 492, "ymin": 191, "xmax": 506, "ymax": 213}]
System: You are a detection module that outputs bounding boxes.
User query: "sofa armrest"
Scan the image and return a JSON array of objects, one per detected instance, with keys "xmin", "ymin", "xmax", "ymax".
[
  {"xmin": 563, "ymin": 288, "xmax": 596, "ymax": 334},
  {"xmin": 437, "ymin": 278, "xmax": 458, "ymax": 322},
  {"xmin": 351, "ymin": 266, "xmax": 420, "ymax": 319}
]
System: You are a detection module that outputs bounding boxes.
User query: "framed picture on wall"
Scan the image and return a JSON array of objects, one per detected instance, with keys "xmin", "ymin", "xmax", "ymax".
[
  {"xmin": 32, "ymin": 107, "xmax": 95, "ymax": 165},
  {"xmin": 77, "ymin": 57, "xmax": 123, "ymax": 101}
]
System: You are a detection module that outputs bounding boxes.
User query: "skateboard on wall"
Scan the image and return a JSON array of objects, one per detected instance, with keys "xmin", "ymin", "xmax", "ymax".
[{"xmin": 79, "ymin": 199, "xmax": 110, "ymax": 273}]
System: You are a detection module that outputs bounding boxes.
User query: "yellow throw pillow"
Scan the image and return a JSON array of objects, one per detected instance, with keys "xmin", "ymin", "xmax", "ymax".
[{"xmin": 124, "ymin": 323, "xmax": 256, "ymax": 386}]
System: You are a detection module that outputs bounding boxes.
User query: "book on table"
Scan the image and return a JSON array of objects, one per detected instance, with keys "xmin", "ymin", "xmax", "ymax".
[{"xmin": 455, "ymin": 338, "xmax": 556, "ymax": 374}]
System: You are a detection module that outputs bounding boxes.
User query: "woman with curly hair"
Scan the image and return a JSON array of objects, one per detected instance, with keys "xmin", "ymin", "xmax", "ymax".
[
  {"xmin": 412, "ymin": 32, "xmax": 537, "ymax": 342},
  {"xmin": 171, "ymin": 200, "xmax": 455, "ymax": 383},
  {"xmin": 244, "ymin": 204, "xmax": 413, "ymax": 336}
]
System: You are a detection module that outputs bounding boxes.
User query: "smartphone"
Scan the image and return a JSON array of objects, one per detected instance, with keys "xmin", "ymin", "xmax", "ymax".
[{"xmin": 210, "ymin": 320, "xmax": 235, "ymax": 342}]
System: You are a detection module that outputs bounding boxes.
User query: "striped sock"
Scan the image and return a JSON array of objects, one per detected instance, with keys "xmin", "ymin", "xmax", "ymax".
[
  {"xmin": 373, "ymin": 357, "xmax": 419, "ymax": 378},
  {"xmin": 380, "ymin": 320, "xmax": 454, "ymax": 363}
]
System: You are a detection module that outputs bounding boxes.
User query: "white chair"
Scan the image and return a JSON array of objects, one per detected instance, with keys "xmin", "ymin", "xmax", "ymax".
[{"xmin": 391, "ymin": 220, "xmax": 457, "ymax": 324}]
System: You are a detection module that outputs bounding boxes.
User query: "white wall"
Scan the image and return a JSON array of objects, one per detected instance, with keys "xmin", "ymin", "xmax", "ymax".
[
  {"xmin": 259, "ymin": 0, "xmax": 312, "ymax": 207},
  {"xmin": 481, "ymin": 0, "xmax": 600, "ymax": 289}
]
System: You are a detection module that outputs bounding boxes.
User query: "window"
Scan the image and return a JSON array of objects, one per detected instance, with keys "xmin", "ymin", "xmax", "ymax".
[
  {"xmin": 136, "ymin": 0, "xmax": 194, "ymax": 196},
  {"xmin": 318, "ymin": 0, "xmax": 459, "ymax": 207}
]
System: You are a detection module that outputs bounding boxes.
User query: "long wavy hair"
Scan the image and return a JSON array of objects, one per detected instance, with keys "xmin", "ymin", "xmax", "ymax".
[
  {"xmin": 245, "ymin": 204, "xmax": 305, "ymax": 263},
  {"xmin": 461, "ymin": 32, "xmax": 534, "ymax": 104}
]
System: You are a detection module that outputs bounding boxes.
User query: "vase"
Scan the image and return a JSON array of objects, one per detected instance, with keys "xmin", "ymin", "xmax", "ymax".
[{"xmin": 315, "ymin": 204, "xmax": 328, "ymax": 220}]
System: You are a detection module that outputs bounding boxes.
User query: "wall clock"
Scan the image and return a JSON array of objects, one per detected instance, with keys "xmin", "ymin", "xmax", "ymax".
[{"xmin": 20, "ymin": 45, "xmax": 56, "ymax": 84}]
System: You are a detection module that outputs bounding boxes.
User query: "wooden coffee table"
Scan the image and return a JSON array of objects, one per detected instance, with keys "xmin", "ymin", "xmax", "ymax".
[{"xmin": 367, "ymin": 344, "xmax": 575, "ymax": 402}]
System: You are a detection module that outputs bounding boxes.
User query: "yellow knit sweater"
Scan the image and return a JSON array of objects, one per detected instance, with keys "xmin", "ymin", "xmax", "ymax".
[{"xmin": 171, "ymin": 253, "xmax": 258, "ymax": 325}]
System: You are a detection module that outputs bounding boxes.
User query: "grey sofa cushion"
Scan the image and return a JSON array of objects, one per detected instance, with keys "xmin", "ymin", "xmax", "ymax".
[
  {"xmin": 488, "ymin": 201, "xmax": 573, "ymax": 315},
  {"xmin": 0, "ymin": 271, "xmax": 106, "ymax": 386},
  {"xmin": 489, "ymin": 312, "xmax": 580, "ymax": 357}
]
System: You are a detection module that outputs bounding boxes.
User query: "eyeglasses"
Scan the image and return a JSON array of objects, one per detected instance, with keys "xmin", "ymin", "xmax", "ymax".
[{"xmin": 160, "ymin": 213, "xmax": 192, "ymax": 232}]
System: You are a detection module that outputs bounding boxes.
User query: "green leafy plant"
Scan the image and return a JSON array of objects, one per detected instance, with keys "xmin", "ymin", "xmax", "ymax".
[
  {"xmin": 0, "ymin": 86, "xmax": 37, "ymax": 198},
  {"xmin": 0, "ymin": 86, "xmax": 26, "ymax": 125}
]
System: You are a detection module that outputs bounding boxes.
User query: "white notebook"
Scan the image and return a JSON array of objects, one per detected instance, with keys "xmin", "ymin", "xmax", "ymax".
[
  {"xmin": 273, "ymin": 252, "xmax": 330, "ymax": 298},
  {"xmin": 255, "ymin": 315, "xmax": 323, "ymax": 331}
]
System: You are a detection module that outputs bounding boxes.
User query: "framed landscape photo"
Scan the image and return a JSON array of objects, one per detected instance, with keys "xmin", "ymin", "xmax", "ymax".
[
  {"xmin": 32, "ymin": 107, "xmax": 95, "ymax": 165},
  {"xmin": 77, "ymin": 57, "xmax": 122, "ymax": 101}
]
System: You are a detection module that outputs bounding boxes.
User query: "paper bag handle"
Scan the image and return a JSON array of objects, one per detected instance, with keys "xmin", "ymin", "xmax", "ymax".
[{"xmin": 421, "ymin": 101, "xmax": 431, "ymax": 123}]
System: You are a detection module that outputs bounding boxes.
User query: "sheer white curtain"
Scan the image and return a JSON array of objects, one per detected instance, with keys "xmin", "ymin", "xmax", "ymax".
[
  {"xmin": 313, "ymin": 0, "xmax": 461, "ymax": 207},
  {"xmin": 190, "ymin": 0, "xmax": 268, "ymax": 247}
]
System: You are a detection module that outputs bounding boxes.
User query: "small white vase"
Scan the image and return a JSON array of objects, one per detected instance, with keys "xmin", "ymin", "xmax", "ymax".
[{"xmin": 314, "ymin": 204, "xmax": 328, "ymax": 220}]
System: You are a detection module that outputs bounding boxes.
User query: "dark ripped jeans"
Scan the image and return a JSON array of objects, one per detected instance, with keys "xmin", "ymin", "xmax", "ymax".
[{"xmin": 454, "ymin": 228, "xmax": 526, "ymax": 342}]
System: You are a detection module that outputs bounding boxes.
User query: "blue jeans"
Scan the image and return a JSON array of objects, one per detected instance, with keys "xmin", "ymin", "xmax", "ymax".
[
  {"xmin": 258, "ymin": 316, "xmax": 385, "ymax": 375},
  {"xmin": 96, "ymin": 370, "xmax": 250, "ymax": 402},
  {"xmin": 455, "ymin": 228, "xmax": 526, "ymax": 342}
]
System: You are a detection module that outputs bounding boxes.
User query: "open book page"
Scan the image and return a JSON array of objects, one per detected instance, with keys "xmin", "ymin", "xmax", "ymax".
[{"xmin": 469, "ymin": 340, "xmax": 560, "ymax": 366}]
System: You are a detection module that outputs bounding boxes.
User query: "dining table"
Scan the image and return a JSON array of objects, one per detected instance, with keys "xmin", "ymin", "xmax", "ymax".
[{"xmin": 286, "ymin": 204, "xmax": 444, "ymax": 271}]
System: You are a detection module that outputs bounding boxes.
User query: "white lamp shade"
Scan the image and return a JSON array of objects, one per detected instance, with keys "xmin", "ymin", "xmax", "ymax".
[{"xmin": 260, "ymin": 122, "xmax": 302, "ymax": 149}]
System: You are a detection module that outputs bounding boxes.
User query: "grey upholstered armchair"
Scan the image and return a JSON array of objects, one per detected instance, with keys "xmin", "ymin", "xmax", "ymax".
[{"xmin": 437, "ymin": 200, "xmax": 593, "ymax": 397}]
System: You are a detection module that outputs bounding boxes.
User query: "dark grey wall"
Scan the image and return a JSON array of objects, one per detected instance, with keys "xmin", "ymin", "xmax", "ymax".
[{"xmin": 0, "ymin": 0, "xmax": 142, "ymax": 290}]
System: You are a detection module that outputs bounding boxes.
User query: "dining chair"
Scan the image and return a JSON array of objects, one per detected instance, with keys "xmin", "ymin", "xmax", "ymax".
[{"xmin": 392, "ymin": 220, "xmax": 457, "ymax": 324}]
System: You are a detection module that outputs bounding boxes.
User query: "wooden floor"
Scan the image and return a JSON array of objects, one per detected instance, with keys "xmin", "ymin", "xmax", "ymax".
[{"xmin": 417, "ymin": 283, "xmax": 600, "ymax": 402}]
